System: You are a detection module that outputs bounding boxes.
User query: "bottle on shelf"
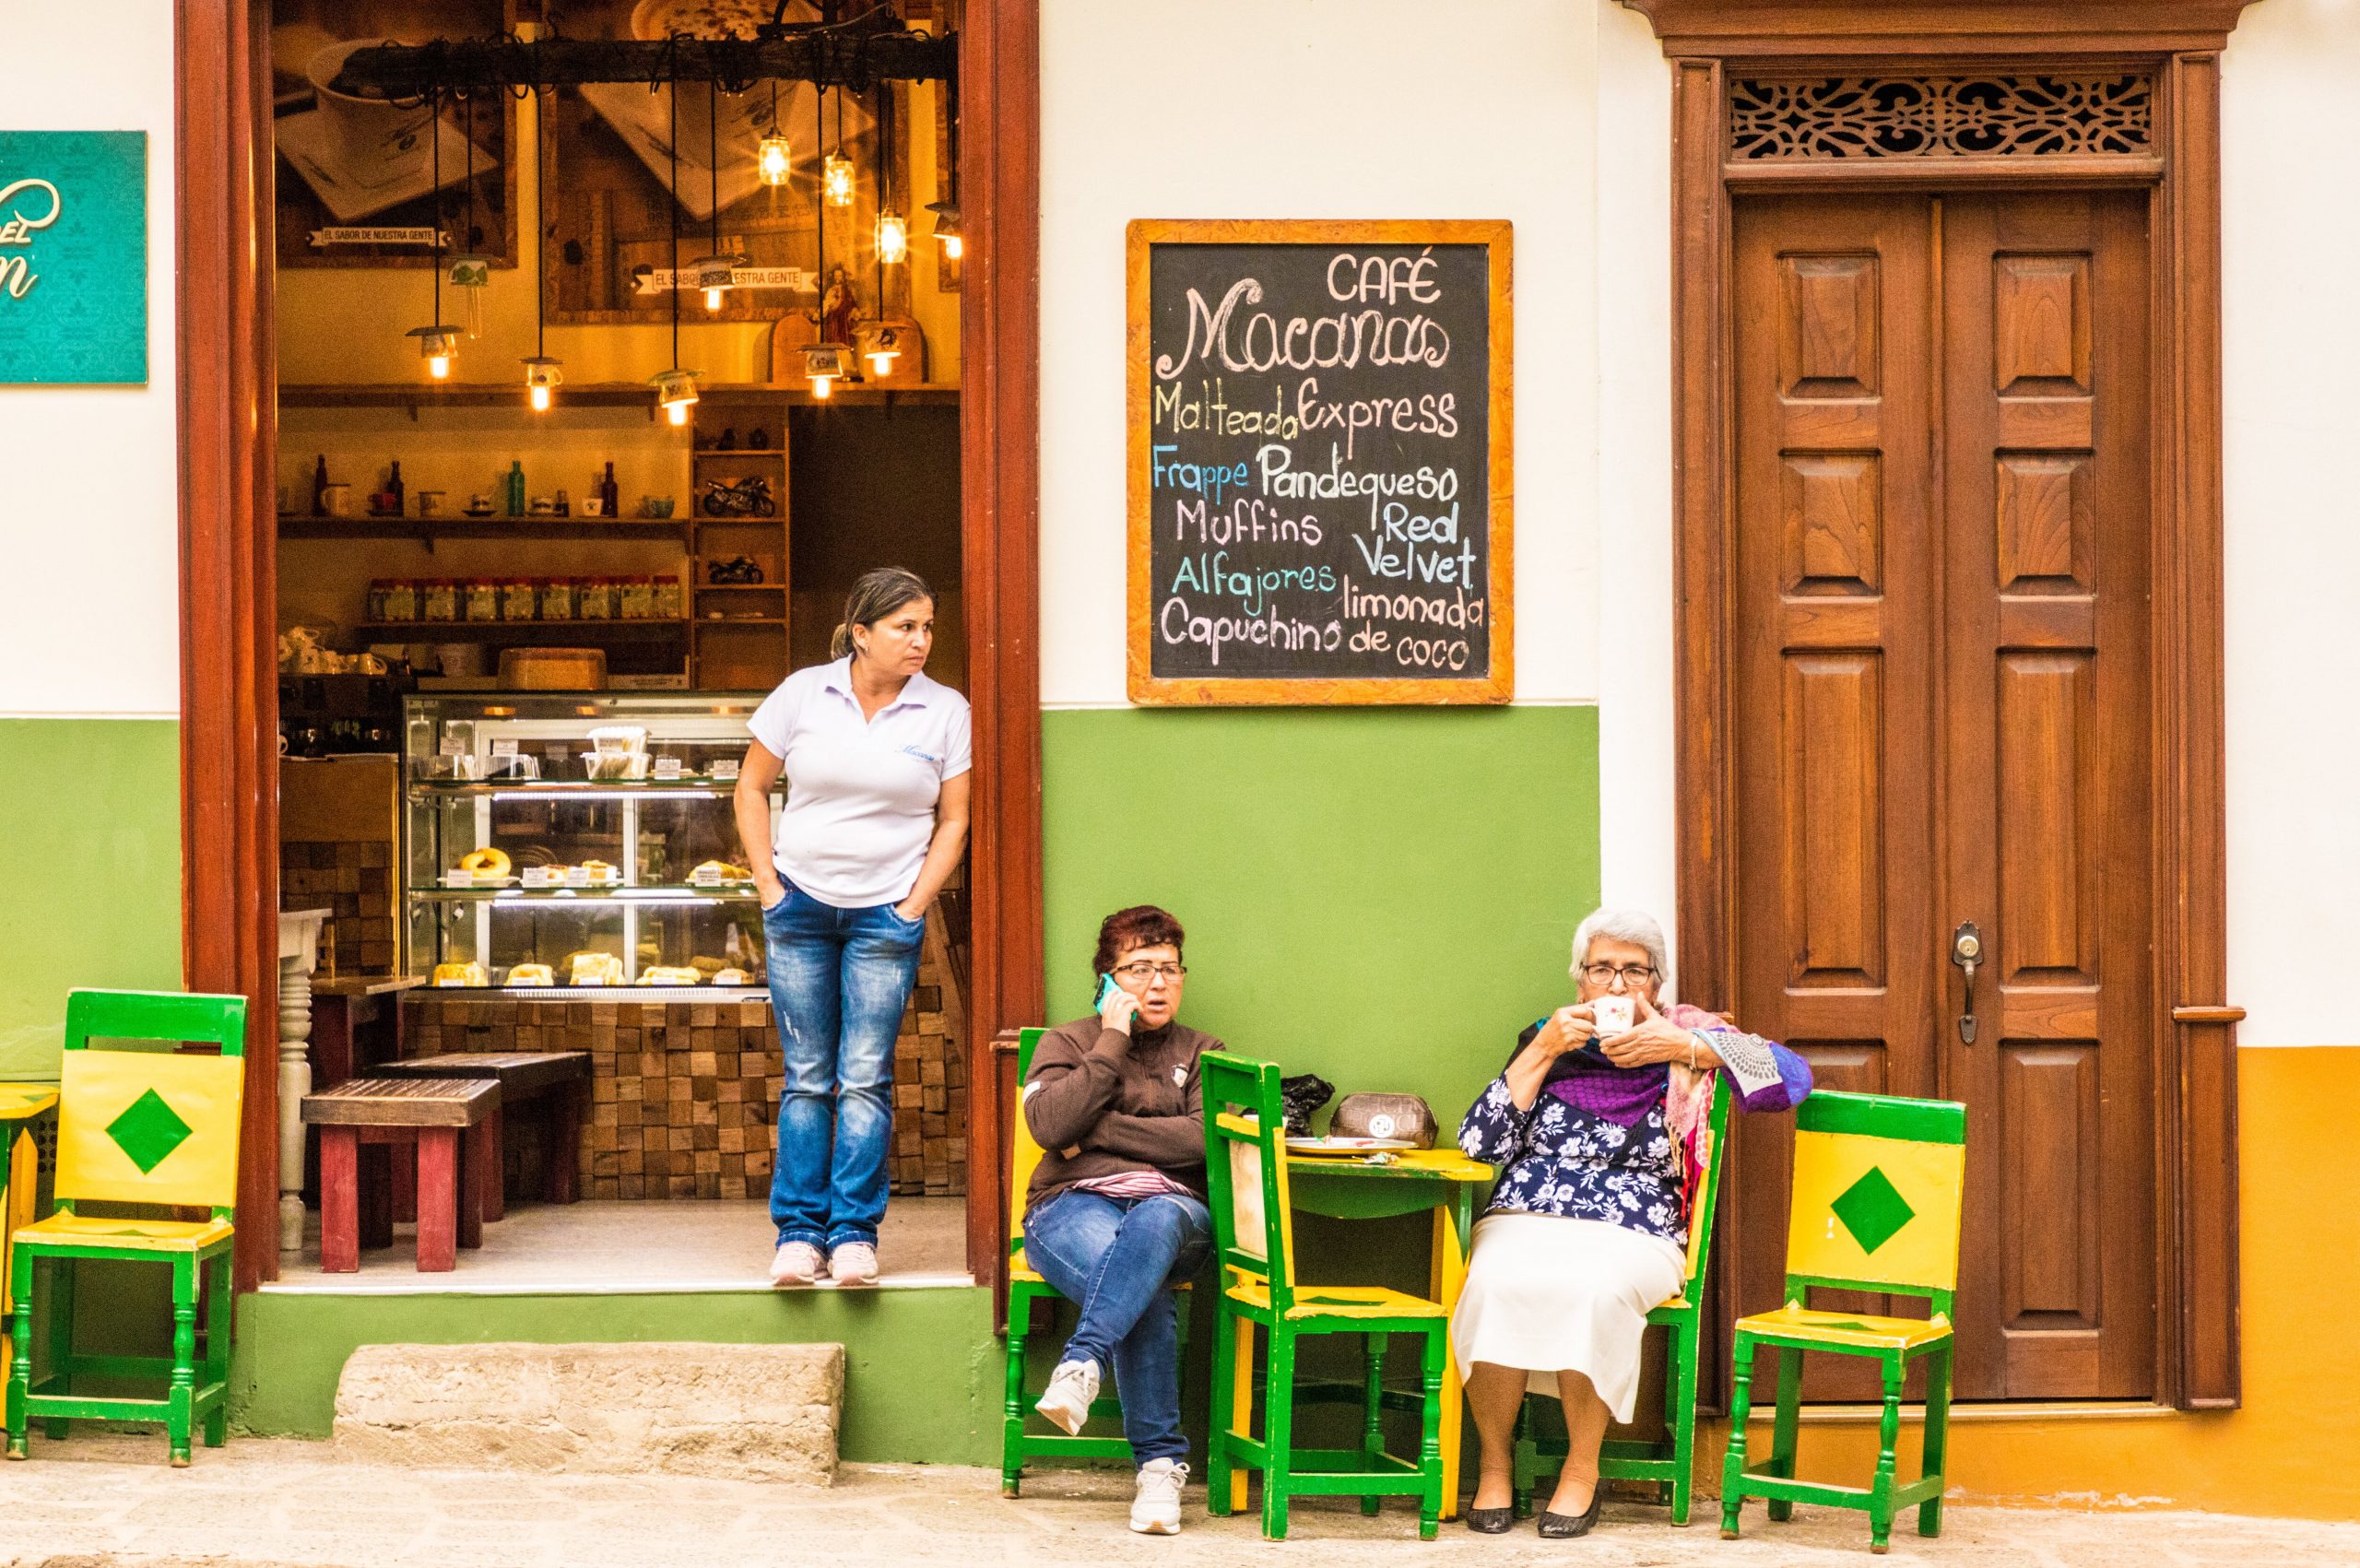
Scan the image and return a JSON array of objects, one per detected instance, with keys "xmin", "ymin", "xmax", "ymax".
[
  {"xmin": 311, "ymin": 454, "xmax": 330, "ymax": 516},
  {"xmin": 554, "ymin": 487, "xmax": 571, "ymax": 518},
  {"xmin": 387, "ymin": 460, "xmax": 405, "ymax": 517},
  {"xmin": 504, "ymin": 460, "xmax": 525, "ymax": 518},
  {"xmin": 600, "ymin": 460, "xmax": 620, "ymax": 519}
]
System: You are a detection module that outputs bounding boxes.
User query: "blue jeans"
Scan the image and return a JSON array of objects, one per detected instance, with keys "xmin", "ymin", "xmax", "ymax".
[
  {"xmin": 1022, "ymin": 1187, "xmax": 1211, "ymax": 1464},
  {"xmin": 763, "ymin": 882, "xmax": 926, "ymax": 1251}
]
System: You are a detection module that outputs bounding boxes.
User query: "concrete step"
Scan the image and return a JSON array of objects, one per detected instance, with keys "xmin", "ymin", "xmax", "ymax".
[{"xmin": 330, "ymin": 1341, "xmax": 842, "ymax": 1483}]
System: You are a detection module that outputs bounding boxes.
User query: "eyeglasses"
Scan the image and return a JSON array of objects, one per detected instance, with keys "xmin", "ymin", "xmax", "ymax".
[
  {"xmin": 1113, "ymin": 961, "xmax": 1188, "ymax": 983},
  {"xmin": 1580, "ymin": 962, "xmax": 1657, "ymax": 987}
]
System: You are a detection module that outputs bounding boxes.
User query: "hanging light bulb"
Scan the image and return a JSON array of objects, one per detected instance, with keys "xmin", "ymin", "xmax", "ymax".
[
  {"xmin": 804, "ymin": 341, "xmax": 845, "ymax": 399},
  {"xmin": 757, "ymin": 134, "xmax": 792, "ymax": 187},
  {"xmin": 822, "ymin": 152, "xmax": 855, "ymax": 207},
  {"xmin": 653, "ymin": 367, "xmax": 700, "ymax": 426},
  {"xmin": 926, "ymin": 200, "xmax": 962, "ymax": 261},
  {"xmin": 407, "ymin": 324, "xmax": 460, "ymax": 382},
  {"xmin": 875, "ymin": 210, "xmax": 908, "ymax": 265},
  {"xmin": 690, "ymin": 253, "xmax": 737, "ymax": 312},
  {"xmin": 864, "ymin": 324, "xmax": 903, "ymax": 379},
  {"xmin": 523, "ymin": 356, "xmax": 562, "ymax": 412}
]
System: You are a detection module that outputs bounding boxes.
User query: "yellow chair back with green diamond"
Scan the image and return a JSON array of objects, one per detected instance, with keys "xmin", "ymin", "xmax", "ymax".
[
  {"xmin": 54, "ymin": 1050, "xmax": 244, "ymax": 1215},
  {"xmin": 1783, "ymin": 1091, "xmax": 1966, "ymax": 1308}
]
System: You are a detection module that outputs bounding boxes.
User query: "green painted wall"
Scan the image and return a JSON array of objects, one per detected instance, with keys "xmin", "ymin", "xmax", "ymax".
[
  {"xmin": 231, "ymin": 1286, "xmax": 1003, "ymax": 1464},
  {"xmin": 0, "ymin": 719, "xmax": 183, "ymax": 1078},
  {"xmin": 1041, "ymin": 705, "xmax": 1601, "ymax": 1127}
]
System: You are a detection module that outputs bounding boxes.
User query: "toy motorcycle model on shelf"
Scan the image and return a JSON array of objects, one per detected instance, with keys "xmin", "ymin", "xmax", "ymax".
[{"xmin": 700, "ymin": 476, "xmax": 778, "ymax": 518}]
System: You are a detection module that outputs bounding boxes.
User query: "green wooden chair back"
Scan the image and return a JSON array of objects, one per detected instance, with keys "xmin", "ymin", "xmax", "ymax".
[
  {"xmin": 1009, "ymin": 1027, "xmax": 1048, "ymax": 1270},
  {"xmin": 1198, "ymin": 1051, "xmax": 1297, "ymax": 1312},
  {"xmin": 53, "ymin": 988, "xmax": 249, "ymax": 1218},
  {"xmin": 1677, "ymin": 1072, "xmax": 1735, "ymax": 1301},
  {"xmin": 1783, "ymin": 1091, "xmax": 1967, "ymax": 1314}
]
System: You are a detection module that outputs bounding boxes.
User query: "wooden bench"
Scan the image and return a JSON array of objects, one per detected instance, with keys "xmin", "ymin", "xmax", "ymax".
[
  {"xmin": 301, "ymin": 1079, "xmax": 500, "ymax": 1273},
  {"xmin": 375, "ymin": 1051, "xmax": 591, "ymax": 1220}
]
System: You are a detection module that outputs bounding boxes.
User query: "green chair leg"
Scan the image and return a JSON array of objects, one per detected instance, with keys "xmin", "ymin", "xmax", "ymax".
[
  {"xmin": 1666, "ymin": 1315, "xmax": 1700, "ymax": 1526},
  {"xmin": 1869, "ymin": 1356, "xmax": 1903, "ymax": 1553},
  {"xmin": 1719, "ymin": 1334, "xmax": 1757, "ymax": 1539},
  {"xmin": 1417, "ymin": 1324, "xmax": 1445, "ymax": 1541},
  {"xmin": 167, "ymin": 1256, "xmax": 198, "ymax": 1467},
  {"xmin": 1359, "ymin": 1332, "xmax": 1387, "ymax": 1516},
  {"xmin": 1260, "ymin": 1326, "xmax": 1295, "ymax": 1541},
  {"xmin": 42, "ymin": 1255, "xmax": 74, "ymax": 1441},
  {"xmin": 1765, "ymin": 1345, "xmax": 1802, "ymax": 1522},
  {"xmin": 1000, "ymin": 1291, "xmax": 1030, "ymax": 1497},
  {"xmin": 6, "ymin": 1246, "xmax": 32, "ymax": 1458},
  {"xmin": 202, "ymin": 1254, "xmax": 231, "ymax": 1448},
  {"xmin": 1207, "ymin": 1305, "xmax": 1238, "ymax": 1516},
  {"xmin": 1510, "ymin": 1397, "xmax": 1538, "ymax": 1518},
  {"xmin": 1918, "ymin": 1342, "xmax": 1953, "ymax": 1539}
]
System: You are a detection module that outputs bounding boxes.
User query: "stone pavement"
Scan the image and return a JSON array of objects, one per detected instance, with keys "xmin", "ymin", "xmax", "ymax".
[{"xmin": 1, "ymin": 1435, "xmax": 2355, "ymax": 1567}]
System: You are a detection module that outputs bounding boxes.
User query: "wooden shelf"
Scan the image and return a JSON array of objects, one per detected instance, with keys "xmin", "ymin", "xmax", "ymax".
[
  {"xmin": 280, "ymin": 382, "xmax": 959, "ymax": 412},
  {"xmin": 693, "ymin": 583, "xmax": 783, "ymax": 592},
  {"xmin": 358, "ymin": 619, "xmax": 688, "ymax": 643},
  {"xmin": 693, "ymin": 449, "xmax": 786, "ymax": 458},
  {"xmin": 692, "ymin": 617, "xmax": 785, "ymax": 628},
  {"xmin": 280, "ymin": 516, "xmax": 690, "ymax": 543}
]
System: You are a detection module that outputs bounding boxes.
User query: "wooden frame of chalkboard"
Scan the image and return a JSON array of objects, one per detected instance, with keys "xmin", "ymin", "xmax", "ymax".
[{"xmin": 1126, "ymin": 218, "xmax": 1514, "ymax": 705}]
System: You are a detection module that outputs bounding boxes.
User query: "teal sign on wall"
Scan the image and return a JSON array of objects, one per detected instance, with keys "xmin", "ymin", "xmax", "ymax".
[{"xmin": 0, "ymin": 132, "xmax": 148, "ymax": 385}]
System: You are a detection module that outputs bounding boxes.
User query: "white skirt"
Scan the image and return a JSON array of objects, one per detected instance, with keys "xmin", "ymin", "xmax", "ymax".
[{"xmin": 1450, "ymin": 1212, "xmax": 1686, "ymax": 1423}]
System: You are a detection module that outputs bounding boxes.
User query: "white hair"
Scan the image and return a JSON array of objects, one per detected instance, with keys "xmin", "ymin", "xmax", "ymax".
[{"xmin": 1571, "ymin": 907, "xmax": 1670, "ymax": 987}]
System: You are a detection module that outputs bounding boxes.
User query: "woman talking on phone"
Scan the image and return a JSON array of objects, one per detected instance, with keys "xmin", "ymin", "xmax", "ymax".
[{"xmin": 735, "ymin": 567, "xmax": 971, "ymax": 1288}]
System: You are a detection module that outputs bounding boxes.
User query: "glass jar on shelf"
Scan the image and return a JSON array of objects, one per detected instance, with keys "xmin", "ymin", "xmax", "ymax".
[
  {"xmin": 465, "ymin": 578, "xmax": 502, "ymax": 621},
  {"xmin": 501, "ymin": 577, "xmax": 537, "ymax": 621},
  {"xmin": 538, "ymin": 577, "xmax": 576, "ymax": 621},
  {"xmin": 420, "ymin": 578, "xmax": 458, "ymax": 622},
  {"xmin": 383, "ymin": 578, "xmax": 419, "ymax": 622},
  {"xmin": 578, "ymin": 576, "xmax": 615, "ymax": 620},
  {"xmin": 620, "ymin": 575, "xmax": 655, "ymax": 619},
  {"xmin": 652, "ymin": 574, "xmax": 683, "ymax": 620},
  {"xmin": 365, "ymin": 580, "xmax": 390, "ymax": 624}
]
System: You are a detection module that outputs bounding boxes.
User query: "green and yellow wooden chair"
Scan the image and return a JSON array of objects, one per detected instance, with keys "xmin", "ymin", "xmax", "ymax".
[
  {"xmin": 6, "ymin": 988, "xmax": 248, "ymax": 1468},
  {"xmin": 0, "ymin": 1087, "xmax": 58, "ymax": 1400},
  {"xmin": 1201, "ymin": 1051, "xmax": 1447, "ymax": 1540},
  {"xmin": 1513, "ymin": 1071, "xmax": 1731, "ymax": 1525},
  {"xmin": 1719, "ymin": 1090, "xmax": 1967, "ymax": 1553},
  {"xmin": 999, "ymin": 1026, "xmax": 1191, "ymax": 1494}
]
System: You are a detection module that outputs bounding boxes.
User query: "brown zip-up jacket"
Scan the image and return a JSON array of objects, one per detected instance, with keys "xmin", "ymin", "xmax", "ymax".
[{"xmin": 1021, "ymin": 1014, "xmax": 1220, "ymax": 1208}]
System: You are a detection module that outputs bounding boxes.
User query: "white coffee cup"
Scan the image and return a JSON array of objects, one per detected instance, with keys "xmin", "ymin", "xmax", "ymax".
[
  {"xmin": 1591, "ymin": 996, "xmax": 1635, "ymax": 1037},
  {"xmin": 306, "ymin": 39, "xmax": 436, "ymax": 175}
]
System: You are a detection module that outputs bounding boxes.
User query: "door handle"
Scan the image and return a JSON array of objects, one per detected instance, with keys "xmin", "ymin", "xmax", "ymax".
[{"xmin": 1950, "ymin": 921, "xmax": 1983, "ymax": 1044}]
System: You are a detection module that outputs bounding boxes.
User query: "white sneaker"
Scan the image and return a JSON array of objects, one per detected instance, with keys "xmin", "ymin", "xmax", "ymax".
[
  {"xmin": 769, "ymin": 1241, "xmax": 822, "ymax": 1287},
  {"xmin": 1034, "ymin": 1358, "xmax": 1100, "ymax": 1436},
  {"xmin": 1131, "ymin": 1458, "xmax": 1188, "ymax": 1535},
  {"xmin": 829, "ymin": 1241, "xmax": 879, "ymax": 1286}
]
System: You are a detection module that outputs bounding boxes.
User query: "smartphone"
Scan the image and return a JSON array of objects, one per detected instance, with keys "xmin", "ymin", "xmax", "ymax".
[{"xmin": 1095, "ymin": 972, "xmax": 1124, "ymax": 1010}]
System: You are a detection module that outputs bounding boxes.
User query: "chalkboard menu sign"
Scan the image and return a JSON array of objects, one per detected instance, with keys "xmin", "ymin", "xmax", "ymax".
[{"xmin": 1127, "ymin": 220, "xmax": 1513, "ymax": 704}]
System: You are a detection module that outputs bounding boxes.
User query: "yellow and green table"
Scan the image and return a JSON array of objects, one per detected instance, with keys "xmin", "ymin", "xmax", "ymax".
[
  {"xmin": 1223, "ymin": 1145, "xmax": 1494, "ymax": 1520},
  {"xmin": 0, "ymin": 1086, "xmax": 61, "ymax": 1393}
]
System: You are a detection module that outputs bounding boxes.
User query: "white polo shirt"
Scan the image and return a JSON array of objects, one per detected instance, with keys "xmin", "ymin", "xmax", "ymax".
[{"xmin": 747, "ymin": 658, "xmax": 972, "ymax": 907}]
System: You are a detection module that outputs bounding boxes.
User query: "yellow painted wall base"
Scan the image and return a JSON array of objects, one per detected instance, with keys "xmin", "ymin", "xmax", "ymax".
[{"xmin": 1685, "ymin": 1046, "xmax": 2360, "ymax": 1523}]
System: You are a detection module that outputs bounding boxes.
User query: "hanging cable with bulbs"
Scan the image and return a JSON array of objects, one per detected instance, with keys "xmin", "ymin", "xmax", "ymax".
[
  {"xmin": 519, "ymin": 39, "xmax": 561, "ymax": 413},
  {"xmin": 652, "ymin": 33, "xmax": 701, "ymax": 428},
  {"xmin": 405, "ymin": 84, "xmax": 460, "ymax": 381}
]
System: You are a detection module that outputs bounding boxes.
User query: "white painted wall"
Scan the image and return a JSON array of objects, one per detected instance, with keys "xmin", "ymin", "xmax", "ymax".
[
  {"xmin": 1038, "ymin": 0, "xmax": 1601, "ymax": 708},
  {"xmin": 2221, "ymin": 0, "xmax": 2360, "ymax": 1047},
  {"xmin": 0, "ymin": 5, "xmax": 180, "ymax": 719}
]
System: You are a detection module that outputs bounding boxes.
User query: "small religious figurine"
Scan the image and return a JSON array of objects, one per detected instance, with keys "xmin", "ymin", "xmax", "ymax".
[{"xmin": 820, "ymin": 265, "xmax": 859, "ymax": 348}]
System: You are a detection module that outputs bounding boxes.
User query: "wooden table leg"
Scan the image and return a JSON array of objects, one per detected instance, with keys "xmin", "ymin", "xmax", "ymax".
[
  {"xmin": 1432, "ymin": 1200, "xmax": 1472, "ymax": 1519},
  {"xmin": 544, "ymin": 1081, "xmax": 584, "ymax": 1204},
  {"xmin": 415, "ymin": 1128, "xmax": 459, "ymax": 1272},
  {"xmin": 460, "ymin": 1122, "xmax": 489, "ymax": 1249},
  {"xmin": 319, "ymin": 1127, "xmax": 359, "ymax": 1273},
  {"xmin": 478, "ymin": 1108, "xmax": 505, "ymax": 1223}
]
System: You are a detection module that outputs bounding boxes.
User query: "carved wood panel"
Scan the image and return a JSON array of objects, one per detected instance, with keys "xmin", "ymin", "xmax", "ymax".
[{"xmin": 1729, "ymin": 74, "xmax": 2154, "ymax": 160}]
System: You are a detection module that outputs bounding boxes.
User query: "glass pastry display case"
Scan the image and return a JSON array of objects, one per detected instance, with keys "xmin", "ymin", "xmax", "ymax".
[{"xmin": 402, "ymin": 692, "xmax": 781, "ymax": 992}]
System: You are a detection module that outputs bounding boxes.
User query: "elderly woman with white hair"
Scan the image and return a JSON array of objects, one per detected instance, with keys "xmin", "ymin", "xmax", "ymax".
[{"xmin": 1452, "ymin": 907, "xmax": 1811, "ymax": 1539}]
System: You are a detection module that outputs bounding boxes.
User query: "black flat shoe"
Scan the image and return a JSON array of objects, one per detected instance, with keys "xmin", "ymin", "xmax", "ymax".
[
  {"xmin": 1536, "ymin": 1482, "xmax": 1605, "ymax": 1539},
  {"xmin": 1464, "ymin": 1505, "xmax": 1517, "ymax": 1534}
]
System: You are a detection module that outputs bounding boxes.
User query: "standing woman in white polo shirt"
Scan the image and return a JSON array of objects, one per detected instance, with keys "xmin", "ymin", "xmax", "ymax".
[{"xmin": 734, "ymin": 567, "xmax": 972, "ymax": 1286}]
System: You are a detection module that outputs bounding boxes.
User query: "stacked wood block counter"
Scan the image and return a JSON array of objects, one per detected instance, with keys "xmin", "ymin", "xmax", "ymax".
[{"xmin": 399, "ymin": 930, "xmax": 965, "ymax": 1200}]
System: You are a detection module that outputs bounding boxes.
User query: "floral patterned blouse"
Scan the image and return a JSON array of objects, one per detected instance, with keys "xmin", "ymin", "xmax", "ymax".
[{"xmin": 1457, "ymin": 1020, "xmax": 1813, "ymax": 1248}]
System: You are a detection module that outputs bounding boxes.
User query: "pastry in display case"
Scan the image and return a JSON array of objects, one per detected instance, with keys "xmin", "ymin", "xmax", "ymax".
[{"xmin": 403, "ymin": 692, "xmax": 782, "ymax": 992}]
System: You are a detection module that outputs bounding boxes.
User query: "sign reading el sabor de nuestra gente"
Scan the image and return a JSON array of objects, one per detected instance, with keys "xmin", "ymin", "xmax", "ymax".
[
  {"xmin": 1127, "ymin": 219, "xmax": 1513, "ymax": 705},
  {"xmin": 0, "ymin": 132, "xmax": 148, "ymax": 385}
]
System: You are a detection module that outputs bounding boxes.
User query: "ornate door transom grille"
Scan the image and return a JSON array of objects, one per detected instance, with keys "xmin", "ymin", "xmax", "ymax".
[{"xmin": 1728, "ymin": 75, "xmax": 2154, "ymax": 160}]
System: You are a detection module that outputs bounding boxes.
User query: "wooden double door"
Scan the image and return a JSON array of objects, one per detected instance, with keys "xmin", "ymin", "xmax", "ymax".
[{"xmin": 1725, "ymin": 188, "xmax": 2157, "ymax": 1401}]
